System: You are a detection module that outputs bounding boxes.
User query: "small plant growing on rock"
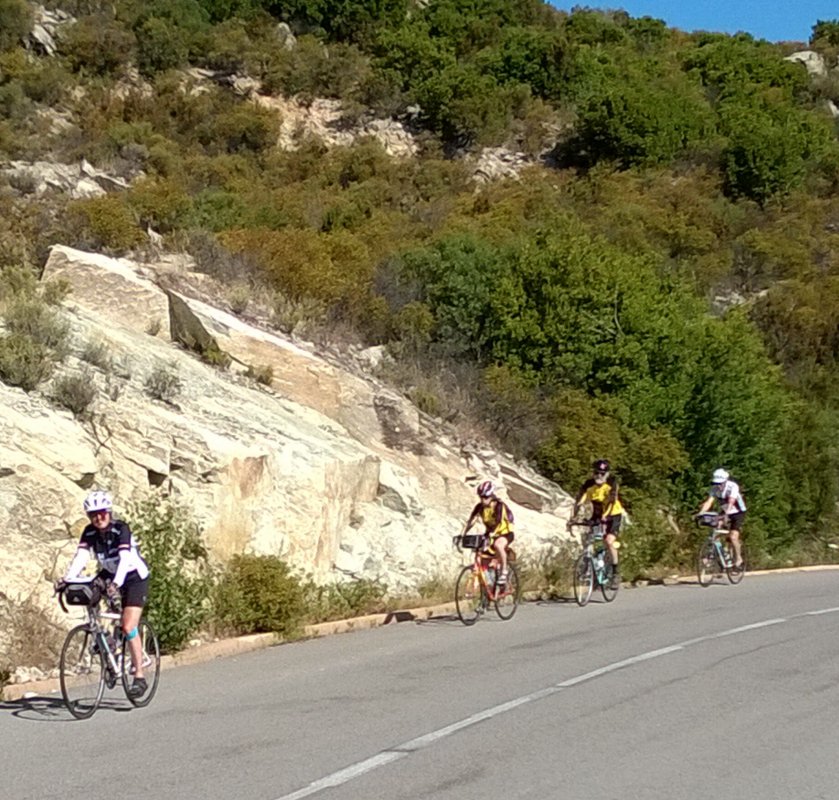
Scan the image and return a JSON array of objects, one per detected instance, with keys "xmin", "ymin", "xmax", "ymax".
[
  {"xmin": 52, "ymin": 367, "xmax": 97, "ymax": 417},
  {"xmin": 245, "ymin": 363, "xmax": 273, "ymax": 386},
  {"xmin": 81, "ymin": 338, "xmax": 113, "ymax": 371},
  {"xmin": 144, "ymin": 362, "xmax": 181, "ymax": 403},
  {"xmin": 0, "ymin": 332, "xmax": 54, "ymax": 390}
]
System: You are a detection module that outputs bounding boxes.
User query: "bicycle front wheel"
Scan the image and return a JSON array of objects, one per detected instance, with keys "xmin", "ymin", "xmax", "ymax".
[
  {"xmin": 726, "ymin": 547, "xmax": 746, "ymax": 585},
  {"xmin": 696, "ymin": 540, "xmax": 718, "ymax": 587},
  {"xmin": 60, "ymin": 624, "xmax": 105, "ymax": 720},
  {"xmin": 494, "ymin": 564, "xmax": 520, "ymax": 621},
  {"xmin": 455, "ymin": 565, "xmax": 486, "ymax": 626},
  {"xmin": 600, "ymin": 560, "xmax": 619, "ymax": 603},
  {"xmin": 573, "ymin": 555, "xmax": 594, "ymax": 606},
  {"xmin": 121, "ymin": 619, "xmax": 161, "ymax": 707}
]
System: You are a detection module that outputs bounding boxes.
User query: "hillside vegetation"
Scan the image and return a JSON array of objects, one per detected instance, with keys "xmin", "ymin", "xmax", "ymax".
[{"xmin": 3, "ymin": 0, "xmax": 839, "ymax": 577}]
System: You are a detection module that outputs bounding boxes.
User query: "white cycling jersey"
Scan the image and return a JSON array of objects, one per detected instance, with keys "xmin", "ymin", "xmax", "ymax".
[{"xmin": 710, "ymin": 479, "xmax": 747, "ymax": 514}]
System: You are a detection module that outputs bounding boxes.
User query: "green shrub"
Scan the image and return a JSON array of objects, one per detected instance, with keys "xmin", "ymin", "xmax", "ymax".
[
  {"xmin": 52, "ymin": 367, "xmax": 97, "ymax": 417},
  {"xmin": 3, "ymin": 294, "xmax": 69, "ymax": 353},
  {"xmin": 0, "ymin": 332, "xmax": 54, "ymax": 390},
  {"xmin": 125, "ymin": 496, "xmax": 212, "ymax": 653},
  {"xmin": 135, "ymin": 16, "xmax": 189, "ymax": 76},
  {"xmin": 59, "ymin": 14, "xmax": 136, "ymax": 76},
  {"xmin": 0, "ymin": 0, "xmax": 32, "ymax": 52},
  {"xmin": 41, "ymin": 278, "xmax": 71, "ymax": 307},
  {"xmin": 144, "ymin": 362, "xmax": 182, "ymax": 403},
  {"xmin": 67, "ymin": 195, "xmax": 144, "ymax": 253},
  {"xmin": 302, "ymin": 576, "xmax": 389, "ymax": 623},
  {"xmin": 81, "ymin": 338, "xmax": 113, "ymax": 370},
  {"xmin": 213, "ymin": 554, "xmax": 306, "ymax": 636}
]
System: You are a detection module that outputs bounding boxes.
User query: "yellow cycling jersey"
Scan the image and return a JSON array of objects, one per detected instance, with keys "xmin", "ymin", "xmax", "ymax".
[
  {"xmin": 577, "ymin": 478, "xmax": 624, "ymax": 518},
  {"xmin": 467, "ymin": 499, "xmax": 515, "ymax": 538}
]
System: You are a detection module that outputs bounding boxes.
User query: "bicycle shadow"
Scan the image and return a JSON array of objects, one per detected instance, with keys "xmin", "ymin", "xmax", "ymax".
[{"xmin": 0, "ymin": 694, "xmax": 132, "ymax": 722}]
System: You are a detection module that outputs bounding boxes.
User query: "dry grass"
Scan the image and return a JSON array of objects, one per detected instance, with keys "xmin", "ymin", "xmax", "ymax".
[{"xmin": 1, "ymin": 596, "xmax": 65, "ymax": 679}]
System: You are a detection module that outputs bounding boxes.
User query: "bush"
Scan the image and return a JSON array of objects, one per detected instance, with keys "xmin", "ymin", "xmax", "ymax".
[
  {"xmin": 144, "ymin": 362, "xmax": 182, "ymax": 403},
  {"xmin": 0, "ymin": 332, "xmax": 54, "ymax": 390},
  {"xmin": 0, "ymin": 0, "xmax": 32, "ymax": 53},
  {"xmin": 52, "ymin": 367, "xmax": 97, "ymax": 417},
  {"xmin": 213, "ymin": 554, "xmax": 306, "ymax": 636},
  {"xmin": 302, "ymin": 576, "xmax": 389, "ymax": 623},
  {"xmin": 125, "ymin": 496, "xmax": 212, "ymax": 653},
  {"xmin": 81, "ymin": 338, "xmax": 113, "ymax": 370},
  {"xmin": 3, "ymin": 294, "xmax": 69, "ymax": 353},
  {"xmin": 59, "ymin": 14, "xmax": 136, "ymax": 76},
  {"xmin": 66, "ymin": 195, "xmax": 144, "ymax": 253}
]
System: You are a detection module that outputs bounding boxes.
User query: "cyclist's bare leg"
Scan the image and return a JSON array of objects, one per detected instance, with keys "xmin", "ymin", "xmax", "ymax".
[
  {"xmin": 729, "ymin": 530, "xmax": 743, "ymax": 567},
  {"xmin": 494, "ymin": 537, "xmax": 509, "ymax": 579},
  {"xmin": 604, "ymin": 531, "xmax": 619, "ymax": 569},
  {"xmin": 122, "ymin": 605, "xmax": 144, "ymax": 679}
]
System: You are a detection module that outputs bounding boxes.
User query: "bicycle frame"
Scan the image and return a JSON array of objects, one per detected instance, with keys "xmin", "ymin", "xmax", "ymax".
[
  {"xmin": 570, "ymin": 521, "xmax": 609, "ymax": 585},
  {"xmin": 453, "ymin": 536, "xmax": 520, "ymax": 624},
  {"xmin": 708, "ymin": 529, "xmax": 733, "ymax": 569}
]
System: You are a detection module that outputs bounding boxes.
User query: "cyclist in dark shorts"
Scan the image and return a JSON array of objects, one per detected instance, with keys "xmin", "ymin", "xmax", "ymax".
[
  {"xmin": 697, "ymin": 468, "xmax": 746, "ymax": 568},
  {"xmin": 60, "ymin": 490, "xmax": 151, "ymax": 698},
  {"xmin": 462, "ymin": 481, "xmax": 515, "ymax": 587},
  {"xmin": 572, "ymin": 459, "xmax": 624, "ymax": 589}
]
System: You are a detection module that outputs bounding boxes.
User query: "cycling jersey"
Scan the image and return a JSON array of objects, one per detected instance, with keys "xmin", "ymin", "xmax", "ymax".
[
  {"xmin": 66, "ymin": 519, "xmax": 150, "ymax": 587},
  {"xmin": 576, "ymin": 477, "xmax": 624, "ymax": 519},
  {"xmin": 466, "ymin": 499, "xmax": 515, "ymax": 539},
  {"xmin": 709, "ymin": 480, "xmax": 747, "ymax": 514}
]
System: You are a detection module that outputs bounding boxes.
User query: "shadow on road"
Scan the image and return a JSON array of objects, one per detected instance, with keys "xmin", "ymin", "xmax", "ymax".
[{"xmin": 0, "ymin": 694, "xmax": 132, "ymax": 722}]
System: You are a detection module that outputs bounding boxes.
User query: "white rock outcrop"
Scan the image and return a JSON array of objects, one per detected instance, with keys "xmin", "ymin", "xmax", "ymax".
[{"xmin": 1, "ymin": 246, "xmax": 572, "ymax": 668}]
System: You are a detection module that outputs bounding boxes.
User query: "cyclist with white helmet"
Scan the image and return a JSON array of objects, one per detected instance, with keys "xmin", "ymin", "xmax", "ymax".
[
  {"xmin": 461, "ymin": 480, "xmax": 515, "ymax": 587},
  {"xmin": 59, "ymin": 490, "xmax": 151, "ymax": 698},
  {"xmin": 572, "ymin": 459, "xmax": 624, "ymax": 589},
  {"xmin": 697, "ymin": 468, "xmax": 746, "ymax": 568}
]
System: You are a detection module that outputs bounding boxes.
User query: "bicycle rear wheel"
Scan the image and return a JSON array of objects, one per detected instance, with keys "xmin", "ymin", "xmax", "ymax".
[
  {"xmin": 60, "ymin": 624, "xmax": 105, "ymax": 720},
  {"xmin": 696, "ymin": 540, "xmax": 718, "ymax": 587},
  {"xmin": 455, "ymin": 565, "xmax": 486, "ymax": 626},
  {"xmin": 494, "ymin": 564, "xmax": 520, "ymax": 621},
  {"xmin": 121, "ymin": 620, "xmax": 161, "ymax": 707},
  {"xmin": 573, "ymin": 555, "xmax": 594, "ymax": 606},
  {"xmin": 600, "ymin": 560, "xmax": 619, "ymax": 603}
]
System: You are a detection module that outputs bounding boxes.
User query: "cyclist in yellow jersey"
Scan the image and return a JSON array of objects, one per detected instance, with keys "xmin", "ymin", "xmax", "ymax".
[
  {"xmin": 572, "ymin": 459, "xmax": 624, "ymax": 589},
  {"xmin": 462, "ymin": 481, "xmax": 515, "ymax": 587}
]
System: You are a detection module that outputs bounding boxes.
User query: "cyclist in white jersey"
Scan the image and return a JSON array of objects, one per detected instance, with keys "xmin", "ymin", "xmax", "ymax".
[
  {"xmin": 59, "ymin": 491, "xmax": 151, "ymax": 698},
  {"xmin": 697, "ymin": 468, "xmax": 747, "ymax": 568}
]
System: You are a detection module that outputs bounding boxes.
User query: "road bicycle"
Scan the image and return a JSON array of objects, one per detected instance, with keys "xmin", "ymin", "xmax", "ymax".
[
  {"xmin": 568, "ymin": 520, "xmax": 619, "ymax": 606},
  {"xmin": 56, "ymin": 577, "xmax": 160, "ymax": 719},
  {"xmin": 695, "ymin": 513, "xmax": 745, "ymax": 587},
  {"xmin": 452, "ymin": 533, "xmax": 520, "ymax": 626}
]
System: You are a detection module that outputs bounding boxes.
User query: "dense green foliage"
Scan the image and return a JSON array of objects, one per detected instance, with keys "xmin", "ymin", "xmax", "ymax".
[
  {"xmin": 125, "ymin": 497, "xmax": 213, "ymax": 653},
  {"xmin": 2, "ymin": 1, "xmax": 839, "ymax": 577}
]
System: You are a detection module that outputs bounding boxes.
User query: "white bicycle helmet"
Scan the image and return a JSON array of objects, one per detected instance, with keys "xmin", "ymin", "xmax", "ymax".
[
  {"xmin": 83, "ymin": 490, "xmax": 113, "ymax": 514},
  {"xmin": 711, "ymin": 468, "xmax": 729, "ymax": 484}
]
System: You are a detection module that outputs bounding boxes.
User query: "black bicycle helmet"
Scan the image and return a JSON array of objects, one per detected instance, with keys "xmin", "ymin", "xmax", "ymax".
[{"xmin": 592, "ymin": 459, "xmax": 610, "ymax": 473}]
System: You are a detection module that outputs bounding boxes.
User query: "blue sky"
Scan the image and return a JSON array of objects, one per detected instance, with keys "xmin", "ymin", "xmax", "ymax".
[{"xmin": 549, "ymin": 2, "xmax": 838, "ymax": 43}]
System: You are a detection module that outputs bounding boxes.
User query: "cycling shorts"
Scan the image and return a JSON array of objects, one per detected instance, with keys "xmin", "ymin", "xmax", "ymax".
[
  {"xmin": 122, "ymin": 576, "xmax": 149, "ymax": 608},
  {"xmin": 604, "ymin": 515, "xmax": 622, "ymax": 536}
]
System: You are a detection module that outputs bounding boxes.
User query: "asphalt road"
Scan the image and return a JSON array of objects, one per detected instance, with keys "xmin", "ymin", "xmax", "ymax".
[{"xmin": 3, "ymin": 570, "xmax": 838, "ymax": 800}]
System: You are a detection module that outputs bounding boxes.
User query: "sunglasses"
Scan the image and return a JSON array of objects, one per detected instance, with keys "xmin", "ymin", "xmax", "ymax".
[{"xmin": 594, "ymin": 471, "xmax": 608, "ymax": 476}]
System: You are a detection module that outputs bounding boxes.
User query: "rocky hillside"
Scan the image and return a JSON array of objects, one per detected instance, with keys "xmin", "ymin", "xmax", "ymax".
[{"xmin": 0, "ymin": 243, "xmax": 572, "ymax": 668}]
